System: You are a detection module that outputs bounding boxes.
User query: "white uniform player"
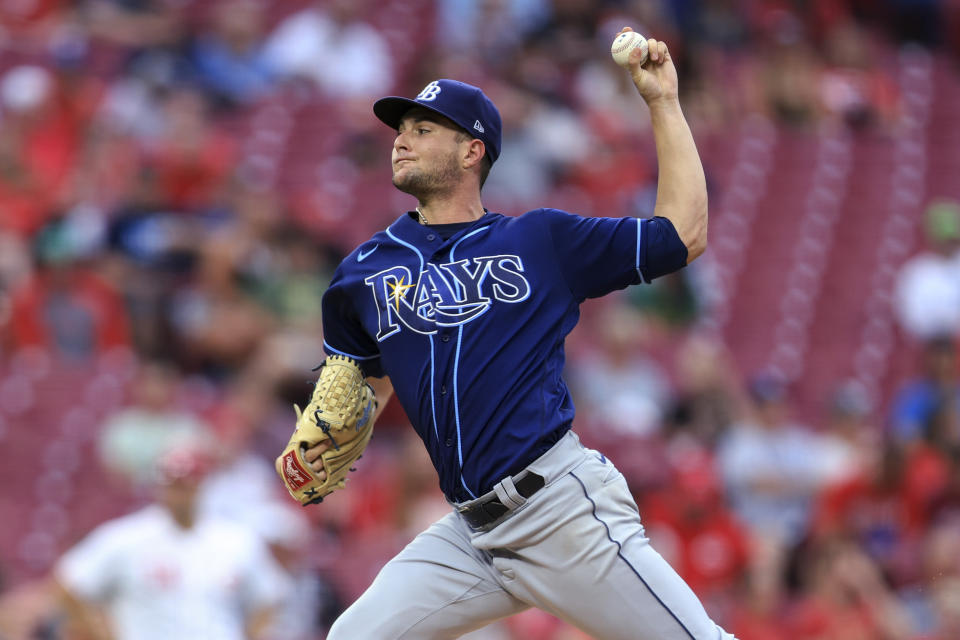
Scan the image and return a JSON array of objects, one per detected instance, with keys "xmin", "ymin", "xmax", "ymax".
[{"xmin": 55, "ymin": 447, "xmax": 292, "ymax": 640}]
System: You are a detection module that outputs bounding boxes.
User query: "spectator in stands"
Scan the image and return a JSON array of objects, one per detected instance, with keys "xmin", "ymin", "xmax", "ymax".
[
  {"xmin": 435, "ymin": 0, "xmax": 549, "ymax": 70},
  {"xmin": 718, "ymin": 373, "xmax": 835, "ymax": 545},
  {"xmin": 568, "ymin": 125, "xmax": 654, "ymax": 215},
  {"xmin": 887, "ymin": 0, "xmax": 943, "ymax": 46},
  {"xmin": 80, "ymin": 0, "xmax": 185, "ymax": 50},
  {"xmin": 0, "ymin": 65, "xmax": 82, "ymax": 236},
  {"xmin": 145, "ymin": 87, "xmax": 237, "ymax": 212},
  {"xmin": 97, "ymin": 48, "xmax": 195, "ymax": 144},
  {"xmin": 104, "ymin": 163, "xmax": 208, "ymax": 356},
  {"xmin": 246, "ymin": 502, "xmax": 345, "ymax": 639},
  {"xmin": 501, "ymin": 607, "xmax": 593, "ymax": 639},
  {"xmin": 0, "ymin": 0, "xmax": 61, "ymax": 37},
  {"xmin": 4, "ymin": 217, "xmax": 130, "ymax": 360},
  {"xmin": 819, "ymin": 20, "xmax": 899, "ymax": 130},
  {"xmin": 478, "ymin": 85, "xmax": 574, "ymax": 211},
  {"xmin": 197, "ymin": 374, "xmax": 293, "ymax": 529},
  {"xmin": 0, "ymin": 231, "xmax": 29, "ymax": 345},
  {"xmin": 924, "ymin": 578, "xmax": 960, "ymax": 640},
  {"xmin": 568, "ymin": 300, "xmax": 670, "ymax": 440},
  {"xmin": 895, "ymin": 398, "xmax": 957, "ymax": 543},
  {"xmin": 70, "ymin": 111, "xmax": 142, "ymax": 216},
  {"xmin": 812, "ymin": 438, "xmax": 941, "ymax": 586},
  {"xmin": 889, "ymin": 334, "xmax": 960, "ymax": 446},
  {"xmin": 727, "ymin": 535, "xmax": 791, "ymax": 640},
  {"xmin": 0, "ymin": 231, "xmax": 33, "ymax": 296},
  {"xmin": 167, "ymin": 227, "xmax": 273, "ymax": 376},
  {"xmin": 262, "ymin": 0, "xmax": 392, "ymax": 98},
  {"xmin": 520, "ymin": 0, "xmax": 604, "ymax": 73},
  {"xmin": 97, "ymin": 358, "xmax": 213, "ymax": 489},
  {"xmin": 894, "ymin": 199, "xmax": 960, "ymax": 341},
  {"xmin": 922, "ymin": 393, "xmax": 960, "ymax": 461},
  {"xmin": 817, "ymin": 379, "xmax": 879, "ymax": 485},
  {"xmin": 900, "ymin": 522, "xmax": 960, "ymax": 637},
  {"xmin": 54, "ymin": 445, "xmax": 291, "ymax": 640},
  {"xmin": 238, "ymin": 222, "xmax": 332, "ymax": 330},
  {"xmin": 787, "ymin": 538, "xmax": 912, "ymax": 639},
  {"xmin": 190, "ymin": 0, "xmax": 275, "ymax": 107},
  {"xmin": 928, "ymin": 446, "xmax": 960, "ymax": 525},
  {"xmin": 627, "ymin": 269, "xmax": 702, "ymax": 331},
  {"xmin": 640, "ymin": 450, "xmax": 750, "ymax": 611},
  {"xmin": 757, "ymin": 14, "xmax": 822, "ymax": 127},
  {"xmin": 665, "ymin": 335, "xmax": 743, "ymax": 448}
]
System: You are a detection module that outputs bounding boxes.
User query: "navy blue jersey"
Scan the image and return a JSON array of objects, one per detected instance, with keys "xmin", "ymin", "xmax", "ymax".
[{"xmin": 321, "ymin": 208, "xmax": 686, "ymax": 502}]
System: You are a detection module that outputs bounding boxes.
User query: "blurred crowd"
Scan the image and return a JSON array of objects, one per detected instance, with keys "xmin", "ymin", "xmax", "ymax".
[{"xmin": 1, "ymin": 0, "xmax": 960, "ymax": 638}]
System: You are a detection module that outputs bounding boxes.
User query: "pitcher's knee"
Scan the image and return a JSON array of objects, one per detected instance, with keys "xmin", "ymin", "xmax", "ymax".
[
  {"xmin": 327, "ymin": 608, "xmax": 367, "ymax": 640},
  {"xmin": 327, "ymin": 597, "xmax": 417, "ymax": 640}
]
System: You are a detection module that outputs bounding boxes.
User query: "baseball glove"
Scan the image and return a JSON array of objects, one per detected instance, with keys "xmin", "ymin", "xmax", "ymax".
[{"xmin": 276, "ymin": 355, "xmax": 377, "ymax": 505}]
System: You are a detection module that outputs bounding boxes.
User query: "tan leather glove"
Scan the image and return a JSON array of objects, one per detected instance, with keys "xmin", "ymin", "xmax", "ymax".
[{"xmin": 276, "ymin": 355, "xmax": 376, "ymax": 505}]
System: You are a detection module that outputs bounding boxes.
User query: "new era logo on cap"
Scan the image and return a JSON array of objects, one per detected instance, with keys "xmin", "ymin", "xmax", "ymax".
[{"xmin": 373, "ymin": 79, "xmax": 502, "ymax": 164}]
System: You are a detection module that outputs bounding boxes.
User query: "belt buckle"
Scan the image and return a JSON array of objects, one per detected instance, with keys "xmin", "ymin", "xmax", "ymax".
[
  {"xmin": 458, "ymin": 495, "xmax": 507, "ymax": 529},
  {"xmin": 480, "ymin": 500, "xmax": 507, "ymax": 522},
  {"xmin": 457, "ymin": 471, "xmax": 545, "ymax": 530}
]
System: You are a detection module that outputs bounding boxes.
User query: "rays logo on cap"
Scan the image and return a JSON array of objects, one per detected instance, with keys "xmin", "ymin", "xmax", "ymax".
[{"xmin": 416, "ymin": 81, "xmax": 442, "ymax": 101}]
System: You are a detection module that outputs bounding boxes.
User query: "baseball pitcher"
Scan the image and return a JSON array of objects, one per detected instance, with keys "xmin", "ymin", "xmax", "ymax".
[{"xmin": 277, "ymin": 29, "xmax": 737, "ymax": 640}]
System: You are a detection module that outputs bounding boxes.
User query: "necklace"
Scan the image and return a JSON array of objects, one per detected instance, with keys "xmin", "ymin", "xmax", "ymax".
[{"xmin": 416, "ymin": 207, "xmax": 428, "ymax": 225}]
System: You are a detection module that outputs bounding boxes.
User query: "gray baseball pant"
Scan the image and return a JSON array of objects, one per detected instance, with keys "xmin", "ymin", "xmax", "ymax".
[{"xmin": 328, "ymin": 431, "xmax": 737, "ymax": 639}]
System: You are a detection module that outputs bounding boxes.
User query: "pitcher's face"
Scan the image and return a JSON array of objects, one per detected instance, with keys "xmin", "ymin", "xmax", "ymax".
[{"xmin": 391, "ymin": 108, "xmax": 466, "ymax": 198}]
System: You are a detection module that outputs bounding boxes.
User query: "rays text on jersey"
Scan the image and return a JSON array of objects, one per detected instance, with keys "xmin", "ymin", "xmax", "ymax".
[{"xmin": 364, "ymin": 255, "xmax": 530, "ymax": 340}]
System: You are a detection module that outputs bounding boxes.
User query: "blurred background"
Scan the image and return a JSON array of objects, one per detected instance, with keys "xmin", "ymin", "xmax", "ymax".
[{"xmin": 0, "ymin": 0, "xmax": 959, "ymax": 638}]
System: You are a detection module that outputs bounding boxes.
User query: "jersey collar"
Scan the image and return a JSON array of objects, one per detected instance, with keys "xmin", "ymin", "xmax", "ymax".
[{"xmin": 389, "ymin": 210, "xmax": 497, "ymax": 253}]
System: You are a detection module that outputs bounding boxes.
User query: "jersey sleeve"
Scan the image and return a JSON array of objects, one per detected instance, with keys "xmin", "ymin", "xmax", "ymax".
[
  {"xmin": 641, "ymin": 216, "xmax": 689, "ymax": 280},
  {"xmin": 541, "ymin": 209, "xmax": 688, "ymax": 301},
  {"xmin": 321, "ymin": 267, "xmax": 384, "ymax": 377},
  {"xmin": 55, "ymin": 522, "xmax": 124, "ymax": 602}
]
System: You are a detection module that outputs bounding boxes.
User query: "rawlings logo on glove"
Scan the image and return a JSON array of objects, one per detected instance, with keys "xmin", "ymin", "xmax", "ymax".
[
  {"xmin": 276, "ymin": 355, "xmax": 377, "ymax": 505},
  {"xmin": 280, "ymin": 451, "xmax": 312, "ymax": 490}
]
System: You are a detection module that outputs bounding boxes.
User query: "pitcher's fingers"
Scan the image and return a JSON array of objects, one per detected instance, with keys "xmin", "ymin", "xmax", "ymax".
[
  {"xmin": 657, "ymin": 40, "xmax": 669, "ymax": 62},
  {"xmin": 648, "ymin": 38, "xmax": 659, "ymax": 62},
  {"xmin": 304, "ymin": 441, "xmax": 331, "ymax": 463}
]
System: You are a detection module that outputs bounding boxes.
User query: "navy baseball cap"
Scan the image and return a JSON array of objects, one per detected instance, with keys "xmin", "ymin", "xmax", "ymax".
[{"xmin": 373, "ymin": 79, "xmax": 502, "ymax": 164}]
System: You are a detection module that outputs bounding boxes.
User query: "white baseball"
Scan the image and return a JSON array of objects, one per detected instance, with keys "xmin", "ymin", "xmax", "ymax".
[{"xmin": 610, "ymin": 31, "xmax": 648, "ymax": 68}]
